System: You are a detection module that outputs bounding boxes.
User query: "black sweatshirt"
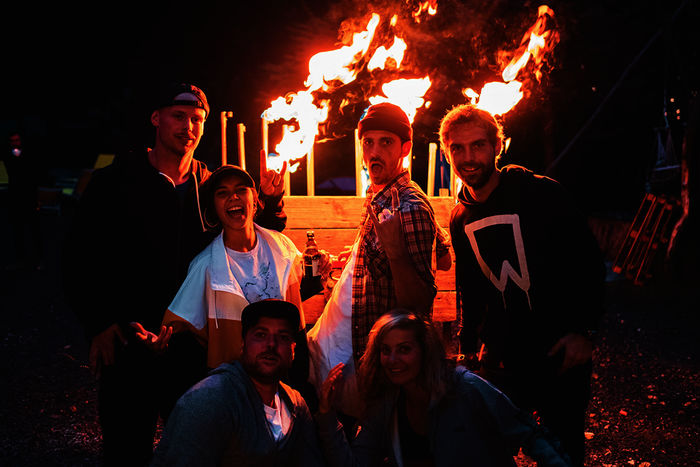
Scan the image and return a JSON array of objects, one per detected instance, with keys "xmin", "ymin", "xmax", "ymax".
[{"xmin": 450, "ymin": 165, "xmax": 605, "ymax": 369}]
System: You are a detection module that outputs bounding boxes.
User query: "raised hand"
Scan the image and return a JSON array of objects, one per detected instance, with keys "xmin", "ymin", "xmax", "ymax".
[
  {"xmin": 259, "ymin": 149, "xmax": 288, "ymax": 197},
  {"xmin": 319, "ymin": 362, "xmax": 345, "ymax": 414},
  {"xmin": 367, "ymin": 186, "xmax": 407, "ymax": 260}
]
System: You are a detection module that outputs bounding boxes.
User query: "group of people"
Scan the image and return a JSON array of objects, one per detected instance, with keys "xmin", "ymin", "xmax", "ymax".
[{"xmin": 63, "ymin": 82, "xmax": 605, "ymax": 467}]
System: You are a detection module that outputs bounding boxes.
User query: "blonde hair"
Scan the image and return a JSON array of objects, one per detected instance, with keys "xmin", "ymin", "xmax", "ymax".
[{"xmin": 358, "ymin": 310, "xmax": 451, "ymax": 405}]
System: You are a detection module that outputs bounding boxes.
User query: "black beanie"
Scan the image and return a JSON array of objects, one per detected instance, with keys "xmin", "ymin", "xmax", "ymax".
[{"xmin": 358, "ymin": 103, "xmax": 412, "ymax": 142}]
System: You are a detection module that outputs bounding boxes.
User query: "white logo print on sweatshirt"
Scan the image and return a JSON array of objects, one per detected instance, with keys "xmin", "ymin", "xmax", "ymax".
[{"xmin": 464, "ymin": 214, "xmax": 532, "ymax": 309}]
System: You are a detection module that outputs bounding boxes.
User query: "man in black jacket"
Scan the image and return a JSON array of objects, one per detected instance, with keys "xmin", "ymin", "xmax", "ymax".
[
  {"xmin": 63, "ymin": 83, "xmax": 288, "ymax": 466},
  {"xmin": 439, "ymin": 103, "xmax": 605, "ymax": 466}
]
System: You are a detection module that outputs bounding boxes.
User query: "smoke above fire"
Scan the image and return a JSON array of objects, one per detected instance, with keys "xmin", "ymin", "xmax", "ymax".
[{"xmin": 260, "ymin": 0, "xmax": 560, "ymax": 171}]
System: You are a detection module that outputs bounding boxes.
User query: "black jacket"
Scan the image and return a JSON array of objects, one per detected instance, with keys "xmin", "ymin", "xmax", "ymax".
[
  {"xmin": 62, "ymin": 149, "xmax": 286, "ymax": 339},
  {"xmin": 450, "ymin": 165, "xmax": 605, "ymax": 369}
]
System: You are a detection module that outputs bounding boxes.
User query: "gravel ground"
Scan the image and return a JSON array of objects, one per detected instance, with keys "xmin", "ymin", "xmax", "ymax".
[{"xmin": 1, "ymin": 208, "xmax": 698, "ymax": 466}]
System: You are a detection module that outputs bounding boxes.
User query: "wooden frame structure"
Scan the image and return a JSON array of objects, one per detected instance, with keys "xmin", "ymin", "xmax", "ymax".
[
  {"xmin": 283, "ymin": 196, "xmax": 457, "ymax": 327},
  {"xmin": 224, "ymin": 115, "xmax": 458, "ymax": 327}
]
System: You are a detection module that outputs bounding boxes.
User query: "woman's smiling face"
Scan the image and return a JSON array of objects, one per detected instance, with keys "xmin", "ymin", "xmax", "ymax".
[
  {"xmin": 380, "ymin": 328, "xmax": 422, "ymax": 387},
  {"xmin": 213, "ymin": 174, "xmax": 256, "ymax": 232}
]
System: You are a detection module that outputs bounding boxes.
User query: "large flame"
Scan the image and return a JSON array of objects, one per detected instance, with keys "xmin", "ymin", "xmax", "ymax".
[
  {"xmin": 369, "ymin": 76, "xmax": 432, "ymax": 123},
  {"xmin": 262, "ymin": 10, "xmax": 433, "ymax": 173},
  {"xmin": 305, "ymin": 13, "xmax": 381, "ymax": 91},
  {"xmin": 367, "ymin": 37, "xmax": 408, "ymax": 71},
  {"xmin": 463, "ymin": 5, "xmax": 558, "ymax": 116}
]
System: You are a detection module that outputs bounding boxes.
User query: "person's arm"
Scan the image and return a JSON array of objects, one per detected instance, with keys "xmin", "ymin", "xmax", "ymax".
[
  {"xmin": 541, "ymin": 179, "xmax": 606, "ymax": 372},
  {"xmin": 62, "ymin": 169, "xmax": 130, "ymax": 377},
  {"xmin": 460, "ymin": 369, "xmax": 572, "ymax": 466},
  {"xmin": 62, "ymin": 169, "xmax": 123, "ymax": 338},
  {"xmin": 368, "ymin": 187, "xmax": 437, "ymax": 316},
  {"xmin": 435, "ymin": 222, "xmax": 452, "ymax": 271},
  {"xmin": 316, "ymin": 363, "xmax": 389, "ymax": 467}
]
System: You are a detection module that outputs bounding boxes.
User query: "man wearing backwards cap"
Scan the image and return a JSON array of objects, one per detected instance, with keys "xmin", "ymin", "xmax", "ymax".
[
  {"xmin": 152, "ymin": 299, "xmax": 325, "ymax": 467},
  {"xmin": 307, "ymin": 102, "xmax": 442, "ymax": 419},
  {"xmin": 62, "ymin": 82, "xmax": 289, "ymax": 466}
]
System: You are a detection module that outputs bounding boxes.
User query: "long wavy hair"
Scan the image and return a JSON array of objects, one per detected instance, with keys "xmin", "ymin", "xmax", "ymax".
[{"xmin": 357, "ymin": 310, "xmax": 452, "ymax": 406}]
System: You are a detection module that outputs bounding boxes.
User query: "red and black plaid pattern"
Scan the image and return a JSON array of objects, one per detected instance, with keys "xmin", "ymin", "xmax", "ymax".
[{"xmin": 350, "ymin": 171, "xmax": 438, "ymax": 360}]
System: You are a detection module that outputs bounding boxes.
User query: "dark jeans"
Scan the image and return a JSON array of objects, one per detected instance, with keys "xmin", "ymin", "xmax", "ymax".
[{"xmin": 479, "ymin": 358, "xmax": 592, "ymax": 467}]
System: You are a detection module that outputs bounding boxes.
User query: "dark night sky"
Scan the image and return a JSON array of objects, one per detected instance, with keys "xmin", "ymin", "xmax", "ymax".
[{"xmin": 3, "ymin": 0, "xmax": 698, "ymax": 215}]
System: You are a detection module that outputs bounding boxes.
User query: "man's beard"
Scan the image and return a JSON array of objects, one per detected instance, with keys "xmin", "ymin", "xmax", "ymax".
[
  {"xmin": 458, "ymin": 162, "xmax": 495, "ymax": 191},
  {"xmin": 242, "ymin": 351, "xmax": 290, "ymax": 385}
]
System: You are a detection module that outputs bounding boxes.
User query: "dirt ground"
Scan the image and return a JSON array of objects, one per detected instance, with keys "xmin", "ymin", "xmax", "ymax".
[{"xmin": 1, "ymin": 206, "xmax": 698, "ymax": 466}]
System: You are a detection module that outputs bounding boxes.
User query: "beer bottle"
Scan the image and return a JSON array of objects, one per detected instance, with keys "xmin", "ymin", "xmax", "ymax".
[{"xmin": 303, "ymin": 231, "xmax": 322, "ymax": 284}]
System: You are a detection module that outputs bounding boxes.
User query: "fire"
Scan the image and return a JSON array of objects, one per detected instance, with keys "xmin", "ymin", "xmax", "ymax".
[
  {"xmin": 260, "ymin": 2, "xmax": 558, "ymax": 188},
  {"xmin": 305, "ymin": 13, "xmax": 381, "ymax": 91},
  {"xmin": 367, "ymin": 37, "xmax": 408, "ymax": 71},
  {"xmin": 262, "ymin": 9, "xmax": 434, "ymax": 173},
  {"xmin": 369, "ymin": 76, "xmax": 432, "ymax": 123},
  {"xmin": 411, "ymin": 0, "xmax": 438, "ymax": 22},
  {"xmin": 463, "ymin": 5, "xmax": 558, "ymax": 116}
]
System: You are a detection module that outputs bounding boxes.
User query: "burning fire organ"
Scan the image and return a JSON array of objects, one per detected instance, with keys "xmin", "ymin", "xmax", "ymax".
[{"xmin": 253, "ymin": 3, "xmax": 559, "ymax": 195}]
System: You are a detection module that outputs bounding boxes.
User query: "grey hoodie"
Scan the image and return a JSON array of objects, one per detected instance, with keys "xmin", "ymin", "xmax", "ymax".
[{"xmin": 152, "ymin": 361, "xmax": 325, "ymax": 467}]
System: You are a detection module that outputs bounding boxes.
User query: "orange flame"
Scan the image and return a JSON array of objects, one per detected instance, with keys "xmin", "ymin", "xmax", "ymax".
[
  {"xmin": 262, "ymin": 14, "xmax": 381, "ymax": 172},
  {"xmin": 262, "ymin": 10, "xmax": 433, "ymax": 173},
  {"xmin": 411, "ymin": 0, "xmax": 438, "ymax": 22},
  {"xmin": 369, "ymin": 76, "xmax": 432, "ymax": 123},
  {"xmin": 463, "ymin": 4, "xmax": 558, "ymax": 116},
  {"xmin": 368, "ymin": 37, "xmax": 408, "ymax": 71},
  {"xmin": 305, "ymin": 13, "xmax": 381, "ymax": 92}
]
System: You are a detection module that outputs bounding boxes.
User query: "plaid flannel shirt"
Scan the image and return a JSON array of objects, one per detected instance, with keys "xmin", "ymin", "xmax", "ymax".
[{"xmin": 351, "ymin": 171, "xmax": 438, "ymax": 360}]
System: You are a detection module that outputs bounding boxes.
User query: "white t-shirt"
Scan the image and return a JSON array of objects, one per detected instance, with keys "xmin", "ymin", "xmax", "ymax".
[
  {"xmin": 307, "ymin": 240, "xmax": 362, "ymax": 417},
  {"xmin": 263, "ymin": 391, "xmax": 292, "ymax": 442},
  {"xmin": 225, "ymin": 239, "xmax": 284, "ymax": 303}
]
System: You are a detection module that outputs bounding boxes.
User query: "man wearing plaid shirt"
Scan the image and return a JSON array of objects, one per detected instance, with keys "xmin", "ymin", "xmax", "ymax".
[{"xmin": 307, "ymin": 103, "xmax": 440, "ymax": 418}]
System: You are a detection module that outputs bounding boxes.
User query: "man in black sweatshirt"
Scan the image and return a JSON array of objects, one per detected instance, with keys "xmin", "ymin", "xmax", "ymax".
[{"xmin": 439, "ymin": 103, "xmax": 605, "ymax": 466}]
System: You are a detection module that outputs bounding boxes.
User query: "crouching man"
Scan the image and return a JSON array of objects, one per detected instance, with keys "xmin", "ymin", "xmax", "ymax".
[{"xmin": 151, "ymin": 299, "xmax": 325, "ymax": 467}]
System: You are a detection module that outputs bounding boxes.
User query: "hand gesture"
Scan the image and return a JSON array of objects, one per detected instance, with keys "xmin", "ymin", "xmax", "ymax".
[
  {"xmin": 259, "ymin": 149, "xmax": 287, "ymax": 197},
  {"xmin": 130, "ymin": 322, "xmax": 172, "ymax": 354},
  {"xmin": 367, "ymin": 187, "xmax": 406, "ymax": 260},
  {"xmin": 319, "ymin": 362, "xmax": 345, "ymax": 414},
  {"xmin": 336, "ymin": 247, "xmax": 352, "ymax": 269},
  {"xmin": 89, "ymin": 323, "xmax": 127, "ymax": 379},
  {"xmin": 547, "ymin": 332, "xmax": 592, "ymax": 373}
]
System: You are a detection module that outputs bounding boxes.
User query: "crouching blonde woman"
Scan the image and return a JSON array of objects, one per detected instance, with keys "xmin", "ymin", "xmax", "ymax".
[{"xmin": 317, "ymin": 311, "xmax": 572, "ymax": 467}]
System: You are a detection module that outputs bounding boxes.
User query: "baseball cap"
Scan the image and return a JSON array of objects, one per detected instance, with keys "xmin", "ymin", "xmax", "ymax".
[
  {"xmin": 207, "ymin": 164, "xmax": 255, "ymax": 191},
  {"xmin": 241, "ymin": 299, "xmax": 302, "ymax": 337},
  {"xmin": 200, "ymin": 165, "xmax": 257, "ymax": 230},
  {"xmin": 358, "ymin": 102, "xmax": 412, "ymax": 142},
  {"xmin": 156, "ymin": 82, "xmax": 210, "ymax": 117}
]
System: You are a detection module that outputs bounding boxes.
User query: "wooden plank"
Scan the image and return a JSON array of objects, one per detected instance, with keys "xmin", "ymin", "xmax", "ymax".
[
  {"xmin": 285, "ymin": 229, "xmax": 358, "ymax": 254},
  {"xmin": 284, "ymin": 195, "xmax": 455, "ymax": 228},
  {"xmin": 284, "ymin": 196, "xmax": 365, "ymax": 229}
]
